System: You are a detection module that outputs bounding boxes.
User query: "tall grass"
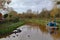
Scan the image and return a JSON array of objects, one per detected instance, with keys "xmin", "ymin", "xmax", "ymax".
[{"xmin": 0, "ymin": 21, "xmax": 25, "ymax": 37}]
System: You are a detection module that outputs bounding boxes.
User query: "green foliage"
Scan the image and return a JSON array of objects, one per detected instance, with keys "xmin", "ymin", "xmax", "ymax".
[
  {"xmin": 9, "ymin": 15, "xmax": 12, "ymax": 18},
  {"xmin": 10, "ymin": 17, "xmax": 19, "ymax": 23},
  {"xmin": 57, "ymin": 1, "xmax": 60, "ymax": 4},
  {"xmin": 25, "ymin": 19, "xmax": 49, "ymax": 25},
  {"xmin": 38, "ymin": 9, "xmax": 50, "ymax": 18},
  {"xmin": 0, "ymin": 21, "xmax": 25, "ymax": 36},
  {"xmin": 56, "ymin": 20, "xmax": 60, "ymax": 23},
  {"xmin": 4, "ymin": 14, "xmax": 8, "ymax": 18}
]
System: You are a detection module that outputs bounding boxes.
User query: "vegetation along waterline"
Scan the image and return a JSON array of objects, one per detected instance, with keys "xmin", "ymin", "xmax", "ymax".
[
  {"xmin": 0, "ymin": 21, "xmax": 25, "ymax": 38},
  {"xmin": 0, "ymin": 18, "xmax": 60, "ymax": 38},
  {"xmin": 25, "ymin": 19, "xmax": 60, "ymax": 38}
]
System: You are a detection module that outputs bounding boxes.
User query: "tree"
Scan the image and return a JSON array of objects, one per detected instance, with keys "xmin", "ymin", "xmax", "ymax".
[
  {"xmin": 55, "ymin": 8, "xmax": 60, "ymax": 18},
  {"xmin": 0, "ymin": 13, "xmax": 2, "ymax": 20},
  {"xmin": 8, "ymin": 11, "xmax": 18, "ymax": 18},
  {"xmin": 39, "ymin": 9, "xmax": 50, "ymax": 18},
  {"xmin": 4, "ymin": 14, "xmax": 8, "ymax": 18},
  {"xmin": 7, "ymin": 10, "xmax": 19, "ymax": 22},
  {"xmin": 0, "ymin": 0, "xmax": 11, "ymax": 9},
  {"xmin": 26, "ymin": 9, "xmax": 32, "ymax": 14}
]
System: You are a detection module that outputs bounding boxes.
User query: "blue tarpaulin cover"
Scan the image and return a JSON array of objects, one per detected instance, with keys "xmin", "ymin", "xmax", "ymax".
[{"xmin": 47, "ymin": 22, "xmax": 56, "ymax": 27}]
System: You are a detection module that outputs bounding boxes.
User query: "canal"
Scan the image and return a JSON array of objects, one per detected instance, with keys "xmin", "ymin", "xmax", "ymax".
[{"xmin": 0, "ymin": 25, "xmax": 60, "ymax": 40}]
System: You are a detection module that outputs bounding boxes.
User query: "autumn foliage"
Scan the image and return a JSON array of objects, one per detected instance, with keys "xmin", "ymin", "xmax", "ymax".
[{"xmin": 0, "ymin": 13, "xmax": 2, "ymax": 20}]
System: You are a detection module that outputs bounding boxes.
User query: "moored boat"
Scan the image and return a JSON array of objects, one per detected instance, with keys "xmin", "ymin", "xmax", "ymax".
[{"xmin": 46, "ymin": 21, "xmax": 58, "ymax": 34}]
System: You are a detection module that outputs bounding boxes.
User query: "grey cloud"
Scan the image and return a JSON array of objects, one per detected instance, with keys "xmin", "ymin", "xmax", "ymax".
[{"xmin": 9, "ymin": 0, "xmax": 54, "ymax": 13}]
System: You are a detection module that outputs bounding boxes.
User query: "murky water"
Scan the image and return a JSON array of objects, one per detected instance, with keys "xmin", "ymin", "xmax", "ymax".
[{"xmin": 0, "ymin": 25, "xmax": 59, "ymax": 40}]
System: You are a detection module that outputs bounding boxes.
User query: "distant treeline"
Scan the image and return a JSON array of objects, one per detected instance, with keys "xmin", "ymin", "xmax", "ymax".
[
  {"xmin": 0, "ymin": 8, "xmax": 60, "ymax": 21},
  {"xmin": 17, "ymin": 8, "xmax": 60, "ymax": 19}
]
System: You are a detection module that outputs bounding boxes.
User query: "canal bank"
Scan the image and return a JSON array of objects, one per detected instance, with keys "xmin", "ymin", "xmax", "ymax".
[
  {"xmin": 0, "ymin": 19, "xmax": 60, "ymax": 40},
  {"xmin": 0, "ymin": 25, "xmax": 54, "ymax": 40}
]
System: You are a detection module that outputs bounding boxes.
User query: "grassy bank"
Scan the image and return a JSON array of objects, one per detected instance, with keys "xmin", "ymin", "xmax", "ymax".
[
  {"xmin": 0, "ymin": 18, "xmax": 60, "ymax": 38},
  {"xmin": 25, "ymin": 19, "xmax": 60, "ymax": 38},
  {"xmin": 0, "ymin": 21, "xmax": 25, "ymax": 38},
  {"xmin": 25, "ymin": 19, "xmax": 49, "ymax": 25},
  {"xmin": 26, "ymin": 18, "xmax": 60, "ymax": 27},
  {"xmin": 25, "ymin": 19, "xmax": 60, "ymax": 32},
  {"xmin": 0, "ymin": 18, "xmax": 49, "ymax": 38}
]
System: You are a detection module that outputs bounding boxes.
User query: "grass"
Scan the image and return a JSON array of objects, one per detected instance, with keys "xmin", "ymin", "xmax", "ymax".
[
  {"xmin": 25, "ymin": 18, "xmax": 60, "ymax": 38},
  {"xmin": 25, "ymin": 19, "xmax": 49, "ymax": 32},
  {"xmin": 26, "ymin": 18, "xmax": 60, "ymax": 26},
  {"xmin": 0, "ymin": 18, "xmax": 49, "ymax": 38},
  {"xmin": 56, "ymin": 20, "xmax": 60, "ymax": 31},
  {"xmin": 56, "ymin": 19, "xmax": 60, "ymax": 23},
  {"xmin": 0, "ymin": 21, "xmax": 25, "ymax": 38},
  {"xmin": 25, "ymin": 18, "xmax": 60, "ymax": 32},
  {"xmin": 0, "ymin": 18, "xmax": 60, "ymax": 38},
  {"xmin": 25, "ymin": 19, "xmax": 49, "ymax": 25}
]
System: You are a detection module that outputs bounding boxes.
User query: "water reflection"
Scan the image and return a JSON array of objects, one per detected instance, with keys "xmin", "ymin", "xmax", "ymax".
[{"xmin": 0, "ymin": 25, "xmax": 59, "ymax": 40}]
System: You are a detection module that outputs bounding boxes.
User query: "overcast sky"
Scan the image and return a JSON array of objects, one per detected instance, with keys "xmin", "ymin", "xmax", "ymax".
[{"xmin": 8, "ymin": 0, "xmax": 54, "ymax": 13}]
